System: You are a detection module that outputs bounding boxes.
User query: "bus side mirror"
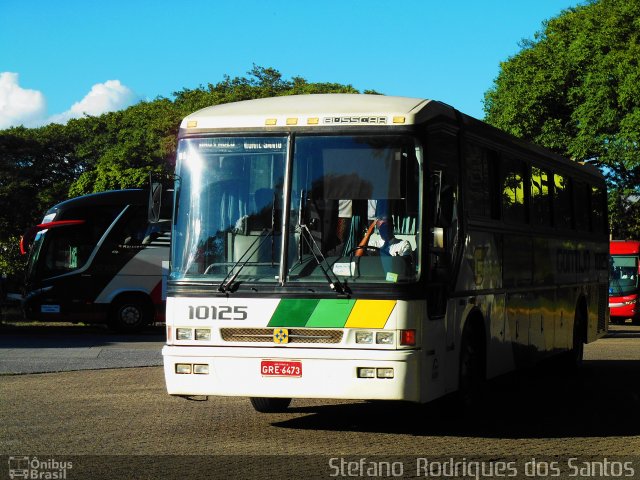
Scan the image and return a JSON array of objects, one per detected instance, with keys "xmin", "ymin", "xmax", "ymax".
[{"xmin": 149, "ymin": 182, "xmax": 162, "ymax": 223}]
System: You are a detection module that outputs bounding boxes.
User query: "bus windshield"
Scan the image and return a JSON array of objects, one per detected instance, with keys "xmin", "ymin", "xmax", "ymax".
[
  {"xmin": 610, "ymin": 255, "xmax": 639, "ymax": 295},
  {"xmin": 171, "ymin": 134, "xmax": 421, "ymax": 286},
  {"xmin": 25, "ymin": 225, "xmax": 95, "ymax": 281}
]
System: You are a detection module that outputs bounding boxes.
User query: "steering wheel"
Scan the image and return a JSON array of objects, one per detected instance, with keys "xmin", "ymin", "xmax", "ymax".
[{"xmin": 345, "ymin": 245, "xmax": 381, "ymax": 256}]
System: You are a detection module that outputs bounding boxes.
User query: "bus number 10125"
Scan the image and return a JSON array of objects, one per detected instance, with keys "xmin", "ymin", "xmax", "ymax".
[{"xmin": 188, "ymin": 305, "xmax": 248, "ymax": 321}]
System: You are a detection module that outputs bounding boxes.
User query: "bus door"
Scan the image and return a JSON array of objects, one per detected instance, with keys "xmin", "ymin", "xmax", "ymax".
[{"xmin": 426, "ymin": 130, "xmax": 461, "ymax": 349}]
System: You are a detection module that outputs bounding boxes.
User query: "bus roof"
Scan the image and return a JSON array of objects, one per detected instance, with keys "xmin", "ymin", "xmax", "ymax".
[
  {"xmin": 179, "ymin": 93, "xmax": 604, "ymax": 181},
  {"xmin": 611, "ymin": 240, "xmax": 640, "ymax": 255},
  {"xmin": 180, "ymin": 94, "xmax": 437, "ymax": 131},
  {"xmin": 46, "ymin": 189, "xmax": 147, "ymax": 215}
]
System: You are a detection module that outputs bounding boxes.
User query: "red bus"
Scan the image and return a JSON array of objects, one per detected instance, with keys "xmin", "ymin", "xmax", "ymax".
[{"xmin": 609, "ymin": 240, "xmax": 640, "ymax": 324}]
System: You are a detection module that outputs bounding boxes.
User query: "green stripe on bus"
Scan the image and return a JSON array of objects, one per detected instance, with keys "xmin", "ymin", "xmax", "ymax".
[
  {"xmin": 306, "ymin": 299, "xmax": 356, "ymax": 327},
  {"xmin": 267, "ymin": 299, "xmax": 320, "ymax": 327}
]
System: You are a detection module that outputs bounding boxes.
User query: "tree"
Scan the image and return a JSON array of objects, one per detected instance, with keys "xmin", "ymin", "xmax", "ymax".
[
  {"xmin": 0, "ymin": 66, "xmax": 371, "ymax": 283},
  {"xmin": 70, "ymin": 65, "xmax": 368, "ymax": 196},
  {"xmin": 483, "ymin": 0, "xmax": 640, "ymax": 238}
]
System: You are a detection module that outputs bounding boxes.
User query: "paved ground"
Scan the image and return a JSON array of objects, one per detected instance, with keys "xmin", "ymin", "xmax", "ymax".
[
  {"xmin": 0, "ymin": 323, "xmax": 164, "ymax": 374},
  {"xmin": 0, "ymin": 323, "xmax": 639, "ymax": 479}
]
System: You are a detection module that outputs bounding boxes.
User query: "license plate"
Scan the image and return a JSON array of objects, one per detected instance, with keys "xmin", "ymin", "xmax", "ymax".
[{"xmin": 261, "ymin": 360, "xmax": 302, "ymax": 377}]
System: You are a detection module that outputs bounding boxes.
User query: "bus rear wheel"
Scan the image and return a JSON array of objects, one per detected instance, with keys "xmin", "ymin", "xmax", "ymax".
[
  {"xmin": 457, "ymin": 320, "xmax": 486, "ymax": 415},
  {"xmin": 565, "ymin": 306, "xmax": 586, "ymax": 369},
  {"xmin": 110, "ymin": 296, "xmax": 152, "ymax": 333},
  {"xmin": 249, "ymin": 397, "xmax": 291, "ymax": 413}
]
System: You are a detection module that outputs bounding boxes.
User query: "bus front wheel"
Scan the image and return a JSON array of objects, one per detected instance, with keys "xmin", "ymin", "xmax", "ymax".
[
  {"xmin": 249, "ymin": 397, "xmax": 291, "ymax": 413},
  {"xmin": 110, "ymin": 295, "xmax": 152, "ymax": 333}
]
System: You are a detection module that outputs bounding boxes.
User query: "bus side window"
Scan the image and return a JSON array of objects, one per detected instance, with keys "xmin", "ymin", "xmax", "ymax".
[
  {"xmin": 465, "ymin": 143, "xmax": 497, "ymax": 219},
  {"xmin": 501, "ymin": 157, "xmax": 527, "ymax": 224},
  {"xmin": 429, "ymin": 168, "xmax": 459, "ymax": 278},
  {"xmin": 590, "ymin": 185, "xmax": 606, "ymax": 234},
  {"xmin": 553, "ymin": 172, "xmax": 573, "ymax": 229},
  {"xmin": 531, "ymin": 166, "xmax": 551, "ymax": 226}
]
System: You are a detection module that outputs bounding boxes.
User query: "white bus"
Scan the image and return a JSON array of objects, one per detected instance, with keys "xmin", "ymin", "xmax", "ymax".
[
  {"xmin": 162, "ymin": 94, "xmax": 608, "ymax": 412},
  {"xmin": 22, "ymin": 189, "xmax": 171, "ymax": 332}
]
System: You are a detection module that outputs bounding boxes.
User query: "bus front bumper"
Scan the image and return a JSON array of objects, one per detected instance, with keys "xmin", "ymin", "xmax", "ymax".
[
  {"xmin": 162, "ymin": 345, "xmax": 423, "ymax": 402},
  {"xmin": 609, "ymin": 295, "xmax": 638, "ymax": 320}
]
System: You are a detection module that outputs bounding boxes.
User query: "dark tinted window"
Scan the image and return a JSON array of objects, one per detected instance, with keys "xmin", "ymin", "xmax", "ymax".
[
  {"xmin": 465, "ymin": 143, "xmax": 496, "ymax": 219},
  {"xmin": 553, "ymin": 173, "xmax": 573, "ymax": 229},
  {"xmin": 530, "ymin": 166, "xmax": 551, "ymax": 226},
  {"xmin": 501, "ymin": 158, "xmax": 526, "ymax": 224},
  {"xmin": 590, "ymin": 186, "xmax": 607, "ymax": 234},
  {"xmin": 574, "ymin": 182, "xmax": 590, "ymax": 231}
]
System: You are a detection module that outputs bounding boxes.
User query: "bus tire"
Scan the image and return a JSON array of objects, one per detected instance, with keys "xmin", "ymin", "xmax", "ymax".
[
  {"xmin": 565, "ymin": 304, "xmax": 586, "ymax": 370},
  {"xmin": 249, "ymin": 397, "xmax": 291, "ymax": 413},
  {"xmin": 110, "ymin": 295, "xmax": 153, "ymax": 333},
  {"xmin": 457, "ymin": 318, "xmax": 486, "ymax": 415}
]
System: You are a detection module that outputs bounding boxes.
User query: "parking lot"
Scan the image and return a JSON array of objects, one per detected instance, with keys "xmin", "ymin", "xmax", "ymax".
[{"xmin": 1, "ymin": 322, "xmax": 639, "ymax": 479}]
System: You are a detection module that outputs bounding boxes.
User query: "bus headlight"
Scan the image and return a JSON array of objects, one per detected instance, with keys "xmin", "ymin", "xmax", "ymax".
[
  {"xmin": 195, "ymin": 329, "xmax": 211, "ymax": 341},
  {"xmin": 193, "ymin": 364, "xmax": 209, "ymax": 374},
  {"xmin": 355, "ymin": 331, "xmax": 374, "ymax": 344},
  {"xmin": 376, "ymin": 332, "xmax": 394, "ymax": 345},
  {"xmin": 357, "ymin": 367, "xmax": 376, "ymax": 378},
  {"xmin": 175, "ymin": 363, "xmax": 192, "ymax": 374},
  {"xmin": 176, "ymin": 328, "xmax": 193, "ymax": 340}
]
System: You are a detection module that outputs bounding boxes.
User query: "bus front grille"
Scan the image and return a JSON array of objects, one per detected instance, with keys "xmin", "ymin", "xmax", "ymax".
[{"xmin": 220, "ymin": 328, "xmax": 343, "ymax": 344}]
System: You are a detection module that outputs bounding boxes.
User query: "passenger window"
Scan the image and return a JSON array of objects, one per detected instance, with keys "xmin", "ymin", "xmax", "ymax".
[
  {"xmin": 553, "ymin": 173, "xmax": 573, "ymax": 229},
  {"xmin": 465, "ymin": 144, "xmax": 497, "ymax": 219},
  {"xmin": 574, "ymin": 182, "xmax": 590, "ymax": 232},
  {"xmin": 530, "ymin": 166, "xmax": 551, "ymax": 226},
  {"xmin": 590, "ymin": 186, "xmax": 606, "ymax": 234},
  {"xmin": 501, "ymin": 158, "xmax": 526, "ymax": 224}
]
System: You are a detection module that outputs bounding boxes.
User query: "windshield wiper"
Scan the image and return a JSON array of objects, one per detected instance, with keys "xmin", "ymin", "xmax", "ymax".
[
  {"xmin": 297, "ymin": 223, "xmax": 348, "ymax": 295},
  {"xmin": 218, "ymin": 194, "xmax": 280, "ymax": 293},
  {"xmin": 217, "ymin": 229, "xmax": 273, "ymax": 293}
]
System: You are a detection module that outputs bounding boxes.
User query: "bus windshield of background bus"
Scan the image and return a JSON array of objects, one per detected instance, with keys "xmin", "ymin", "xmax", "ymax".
[
  {"xmin": 26, "ymin": 226, "xmax": 95, "ymax": 280},
  {"xmin": 610, "ymin": 255, "xmax": 639, "ymax": 295},
  {"xmin": 170, "ymin": 135, "xmax": 420, "ymax": 286}
]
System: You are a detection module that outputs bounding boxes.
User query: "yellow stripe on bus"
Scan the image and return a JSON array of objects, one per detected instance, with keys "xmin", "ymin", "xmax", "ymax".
[{"xmin": 344, "ymin": 300, "xmax": 396, "ymax": 328}]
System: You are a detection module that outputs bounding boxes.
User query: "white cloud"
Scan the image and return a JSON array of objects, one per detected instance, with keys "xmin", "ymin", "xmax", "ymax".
[
  {"xmin": 49, "ymin": 80, "xmax": 137, "ymax": 124},
  {"xmin": 0, "ymin": 72, "xmax": 47, "ymax": 129},
  {"xmin": 0, "ymin": 73, "xmax": 138, "ymax": 129}
]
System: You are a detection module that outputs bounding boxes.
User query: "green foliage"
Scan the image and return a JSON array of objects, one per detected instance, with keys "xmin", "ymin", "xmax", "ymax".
[
  {"xmin": 484, "ymin": 0, "xmax": 640, "ymax": 238},
  {"xmin": 0, "ymin": 66, "xmax": 370, "ymax": 281}
]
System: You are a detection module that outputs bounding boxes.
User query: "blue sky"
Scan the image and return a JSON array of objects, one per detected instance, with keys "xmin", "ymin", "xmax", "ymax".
[{"xmin": 0, "ymin": 0, "xmax": 582, "ymax": 129}]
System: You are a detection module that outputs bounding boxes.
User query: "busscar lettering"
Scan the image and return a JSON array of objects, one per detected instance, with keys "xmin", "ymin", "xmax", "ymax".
[{"xmin": 323, "ymin": 116, "xmax": 388, "ymax": 125}]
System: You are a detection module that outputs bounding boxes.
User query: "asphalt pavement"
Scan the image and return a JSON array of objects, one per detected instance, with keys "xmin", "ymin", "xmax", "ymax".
[{"xmin": 0, "ymin": 322, "xmax": 164, "ymax": 374}]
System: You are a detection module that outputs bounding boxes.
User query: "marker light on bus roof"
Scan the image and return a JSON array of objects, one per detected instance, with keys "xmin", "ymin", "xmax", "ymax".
[{"xmin": 393, "ymin": 116, "xmax": 406, "ymax": 124}]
